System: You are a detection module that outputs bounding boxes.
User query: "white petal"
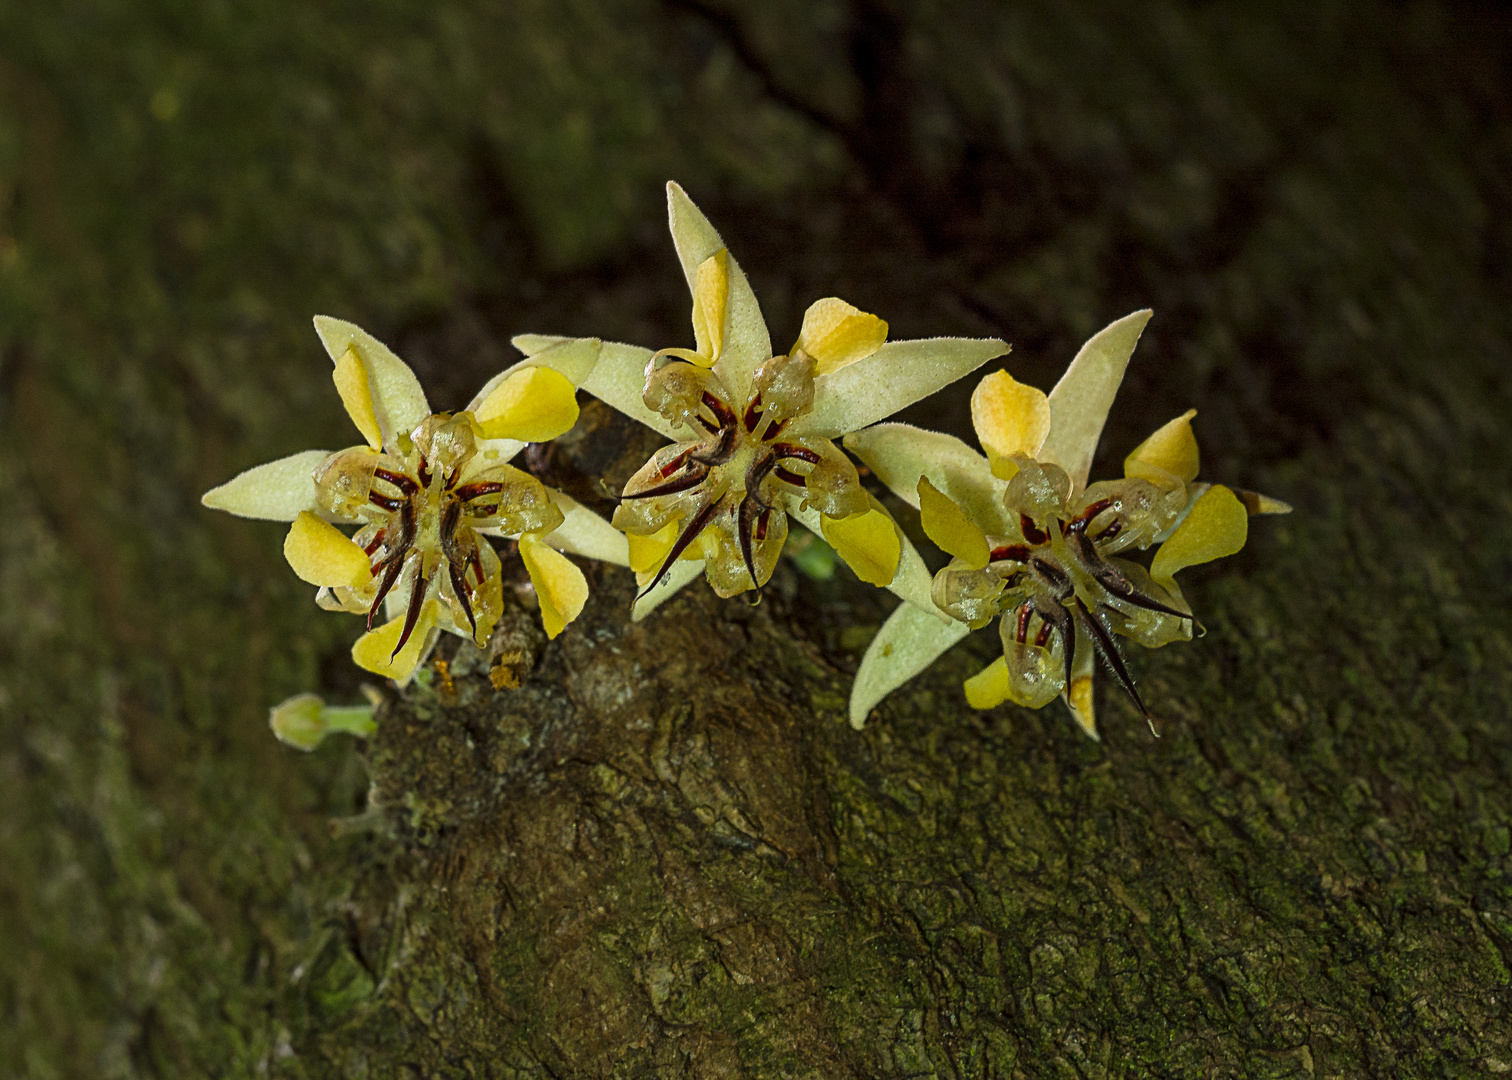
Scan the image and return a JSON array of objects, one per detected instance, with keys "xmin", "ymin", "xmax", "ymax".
[
  {"xmin": 312, "ymin": 316, "xmax": 431, "ymax": 448},
  {"xmin": 844, "ymin": 423, "xmax": 1012, "ymax": 535},
  {"xmin": 1040, "ymin": 310, "xmax": 1152, "ymax": 494},
  {"xmin": 511, "ymin": 334, "xmax": 568, "ymax": 357},
  {"xmin": 787, "ymin": 503, "xmax": 943, "ymax": 614},
  {"xmin": 465, "ymin": 337, "xmax": 603, "ymax": 412},
  {"xmin": 581, "ymin": 341, "xmax": 683, "ymax": 441},
  {"xmin": 201, "ymin": 449, "xmax": 335, "ymax": 521},
  {"xmin": 849, "ymin": 601, "xmax": 971, "ymax": 729},
  {"xmin": 796, "ymin": 337, "xmax": 1008, "ymax": 439},
  {"xmin": 666, "ymin": 182, "xmax": 771, "ymax": 403},
  {"xmin": 631, "ymin": 556, "xmax": 703, "ymax": 621},
  {"xmin": 541, "ymin": 491, "xmax": 630, "ymax": 566}
]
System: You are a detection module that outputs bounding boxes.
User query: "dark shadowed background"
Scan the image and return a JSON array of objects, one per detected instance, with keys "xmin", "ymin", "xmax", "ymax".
[{"xmin": 3, "ymin": 1, "xmax": 1512, "ymax": 1076}]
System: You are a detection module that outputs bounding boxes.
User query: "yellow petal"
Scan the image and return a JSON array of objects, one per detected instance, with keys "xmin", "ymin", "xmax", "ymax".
[
  {"xmin": 964, "ymin": 657, "xmax": 1013, "ymax": 709},
  {"xmin": 473, "ymin": 366, "xmax": 580, "ymax": 442},
  {"xmin": 332, "ymin": 346, "xmax": 383, "ymax": 450},
  {"xmin": 691, "ymin": 249, "xmax": 729, "ymax": 365},
  {"xmin": 283, "ymin": 511, "xmax": 372, "ymax": 587},
  {"xmin": 352, "ymin": 602, "xmax": 437, "ymax": 682},
  {"xmin": 970, "ymin": 371, "xmax": 1051, "ymax": 479},
  {"xmin": 1125, "ymin": 408, "xmax": 1199, "ymax": 486},
  {"xmin": 520, "ymin": 535, "xmax": 589, "ymax": 639},
  {"xmin": 626, "ymin": 519, "xmax": 678, "ymax": 574},
  {"xmin": 1150, "ymin": 484, "xmax": 1249, "ymax": 587},
  {"xmin": 917, "ymin": 477, "xmax": 989, "ymax": 570},
  {"xmin": 794, "ymin": 297, "xmax": 889, "ymax": 376},
  {"xmin": 821, "ymin": 502, "xmax": 901, "ymax": 587}
]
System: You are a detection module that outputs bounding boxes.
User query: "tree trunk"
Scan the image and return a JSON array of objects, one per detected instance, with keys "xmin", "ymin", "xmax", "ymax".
[{"xmin": 3, "ymin": 1, "xmax": 1511, "ymax": 1077}]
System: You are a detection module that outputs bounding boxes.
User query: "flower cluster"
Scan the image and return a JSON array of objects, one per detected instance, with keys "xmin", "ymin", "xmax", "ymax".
[{"xmin": 203, "ymin": 182, "xmax": 1286, "ymax": 742}]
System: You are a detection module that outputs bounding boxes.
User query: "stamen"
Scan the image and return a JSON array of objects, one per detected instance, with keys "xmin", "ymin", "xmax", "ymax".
[
  {"xmin": 417, "ymin": 457, "xmax": 432, "ymax": 488},
  {"xmin": 453, "ymin": 481, "xmax": 506, "ymax": 502},
  {"xmin": 1095, "ymin": 519, "xmax": 1124, "ymax": 544},
  {"xmin": 696, "ymin": 414, "xmax": 720, "ymax": 435},
  {"xmin": 370, "ymin": 492, "xmax": 404, "ymax": 511},
  {"xmin": 990, "ymin": 544, "xmax": 1031, "ymax": 563},
  {"xmin": 773, "ymin": 466, "xmax": 808, "ymax": 487},
  {"xmin": 374, "ymin": 468, "xmax": 419, "ymax": 495},
  {"xmin": 771, "ymin": 443, "xmax": 821, "ymax": 465},
  {"xmin": 391, "ymin": 571, "xmax": 429, "ymax": 660},
  {"xmin": 743, "ymin": 393, "xmax": 763, "ymax": 433},
  {"xmin": 1034, "ymin": 621, "xmax": 1054, "ymax": 648},
  {"xmin": 754, "ymin": 508, "xmax": 771, "ymax": 542},
  {"xmin": 1015, "ymin": 603, "xmax": 1032, "ymax": 645},
  {"xmin": 658, "ymin": 448, "xmax": 695, "ymax": 479},
  {"xmin": 1076, "ymin": 599, "xmax": 1156, "ymax": 734},
  {"xmin": 762, "ymin": 418, "xmax": 789, "ymax": 443},
  {"xmin": 1072, "ymin": 499, "xmax": 1112, "ymax": 525},
  {"xmin": 363, "ymin": 529, "xmax": 387, "ymax": 556},
  {"xmin": 468, "ymin": 546, "xmax": 485, "ymax": 584},
  {"xmin": 701, "ymin": 391, "xmax": 737, "ymax": 429},
  {"xmin": 638, "ymin": 500, "xmax": 719, "ymax": 599},
  {"xmin": 1020, "ymin": 514, "xmax": 1049, "ymax": 545}
]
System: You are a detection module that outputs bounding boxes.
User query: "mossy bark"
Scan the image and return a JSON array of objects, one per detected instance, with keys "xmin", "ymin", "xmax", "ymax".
[{"xmin": 3, "ymin": 1, "xmax": 1511, "ymax": 1076}]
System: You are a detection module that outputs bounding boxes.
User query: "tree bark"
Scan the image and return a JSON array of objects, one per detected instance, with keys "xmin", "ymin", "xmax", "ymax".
[{"xmin": 3, "ymin": 1, "xmax": 1512, "ymax": 1077}]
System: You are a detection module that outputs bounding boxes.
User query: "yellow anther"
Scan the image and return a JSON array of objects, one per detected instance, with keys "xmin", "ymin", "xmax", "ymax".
[
  {"xmin": 970, "ymin": 370, "xmax": 1051, "ymax": 479},
  {"xmin": 821, "ymin": 502, "xmax": 901, "ymax": 587},
  {"xmin": 474, "ymin": 366, "xmax": 581, "ymax": 443},
  {"xmin": 519, "ymin": 534, "xmax": 589, "ymax": 639},
  {"xmin": 793, "ymin": 297, "xmax": 889, "ymax": 376},
  {"xmin": 282, "ymin": 511, "xmax": 373, "ymax": 587},
  {"xmin": 1125, "ymin": 408, "xmax": 1199, "ymax": 487},
  {"xmin": 333, "ymin": 345, "xmax": 383, "ymax": 450},
  {"xmin": 1150, "ymin": 484, "xmax": 1249, "ymax": 588},
  {"xmin": 917, "ymin": 477, "xmax": 990, "ymax": 569}
]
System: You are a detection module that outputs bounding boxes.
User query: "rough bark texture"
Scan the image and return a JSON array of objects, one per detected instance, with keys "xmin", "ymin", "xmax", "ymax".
[{"xmin": 3, "ymin": 1, "xmax": 1512, "ymax": 1076}]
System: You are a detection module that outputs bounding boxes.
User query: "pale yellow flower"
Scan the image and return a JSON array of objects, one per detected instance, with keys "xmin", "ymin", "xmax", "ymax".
[
  {"xmin": 515, "ymin": 182, "xmax": 1009, "ymax": 616},
  {"xmin": 202, "ymin": 319, "xmax": 628, "ymax": 682},
  {"xmin": 846, "ymin": 311, "xmax": 1290, "ymax": 736}
]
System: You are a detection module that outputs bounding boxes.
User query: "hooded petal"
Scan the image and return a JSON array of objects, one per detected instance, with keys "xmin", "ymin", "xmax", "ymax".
[
  {"xmin": 539, "ymin": 491, "xmax": 630, "ymax": 566},
  {"xmin": 845, "ymin": 423, "xmax": 1012, "ymax": 535},
  {"xmin": 1040, "ymin": 310, "xmax": 1152, "ymax": 494},
  {"xmin": 312, "ymin": 316, "xmax": 430, "ymax": 449},
  {"xmin": 631, "ymin": 556, "xmax": 703, "ymax": 621},
  {"xmin": 666, "ymin": 182, "xmax": 770, "ymax": 401},
  {"xmin": 201, "ymin": 449, "xmax": 335, "ymax": 521},
  {"xmin": 849, "ymin": 600, "xmax": 971, "ymax": 728},
  {"xmin": 796, "ymin": 336, "xmax": 1008, "ymax": 440}
]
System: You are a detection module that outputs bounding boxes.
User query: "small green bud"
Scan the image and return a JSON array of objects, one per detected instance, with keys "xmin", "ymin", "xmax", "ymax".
[{"xmin": 269, "ymin": 693, "xmax": 376, "ymax": 751}]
